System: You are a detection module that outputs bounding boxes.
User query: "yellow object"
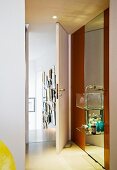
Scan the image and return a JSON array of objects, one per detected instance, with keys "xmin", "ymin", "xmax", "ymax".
[{"xmin": 0, "ymin": 141, "xmax": 16, "ymax": 170}]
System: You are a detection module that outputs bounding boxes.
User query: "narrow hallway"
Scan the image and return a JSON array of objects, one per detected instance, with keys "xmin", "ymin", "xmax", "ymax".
[{"xmin": 26, "ymin": 141, "xmax": 104, "ymax": 170}]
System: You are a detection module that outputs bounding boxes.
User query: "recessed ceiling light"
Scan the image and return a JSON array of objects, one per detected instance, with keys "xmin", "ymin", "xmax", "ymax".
[{"xmin": 52, "ymin": 16, "xmax": 57, "ymax": 19}]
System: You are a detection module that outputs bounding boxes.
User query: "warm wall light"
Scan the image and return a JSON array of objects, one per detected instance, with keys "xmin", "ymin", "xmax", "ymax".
[{"xmin": 52, "ymin": 16, "xmax": 57, "ymax": 19}]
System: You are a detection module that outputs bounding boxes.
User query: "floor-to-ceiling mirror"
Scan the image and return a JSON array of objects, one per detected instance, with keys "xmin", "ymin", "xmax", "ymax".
[{"xmin": 84, "ymin": 13, "xmax": 104, "ymax": 167}]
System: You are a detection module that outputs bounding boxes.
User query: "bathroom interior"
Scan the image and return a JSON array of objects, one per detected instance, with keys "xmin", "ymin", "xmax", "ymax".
[
  {"xmin": 76, "ymin": 12, "xmax": 105, "ymax": 168},
  {"xmin": 85, "ymin": 12, "xmax": 104, "ymax": 167}
]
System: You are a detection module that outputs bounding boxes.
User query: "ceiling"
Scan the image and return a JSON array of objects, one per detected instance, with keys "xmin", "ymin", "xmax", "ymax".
[
  {"xmin": 26, "ymin": 0, "xmax": 109, "ymax": 33},
  {"xmin": 85, "ymin": 12, "xmax": 104, "ymax": 32}
]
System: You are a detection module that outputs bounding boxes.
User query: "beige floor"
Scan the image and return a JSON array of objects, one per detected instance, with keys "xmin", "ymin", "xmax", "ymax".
[
  {"xmin": 85, "ymin": 145, "xmax": 104, "ymax": 167},
  {"xmin": 29, "ymin": 128, "xmax": 56, "ymax": 143},
  {"xmin": 25, "ymin": 141, "xmax": 104, "ymax": 170},
  {"xmin": 29, "ymin": 123, "xmax": 56, "ymax": 143}
]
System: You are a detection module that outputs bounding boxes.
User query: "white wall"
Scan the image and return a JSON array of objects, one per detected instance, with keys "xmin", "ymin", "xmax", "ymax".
[
  {"xmin": 110, "ymin": 0, "xmax": 117, "ymax": 169},
  {"xmin": 36, "ymin": 71, "xmax": 43, "ymax": 129},
  {"xmin": 25, "ymin": 27, "xmax": 29, "ymax": 144},
  {"xmin": 0, "ymin": 0, "xmax": 25, "ymax": 170},
  {"xmin": 85, "ymin": 29, "xmax": 104, "ymax": 87},
  {"xmin": 29, "ymin": 23, "xmax": 56, "ymax": 72},
  {"xmin": 28, "ymin": 62, "xmax": 43, "ymax": 131},
  {"xmin": 29, "ymin": 61, "xmax": 36, "ymax": 98},
  {"xmin": 29, "ymin": 61, "xmax": 36, "ymax": 130}
]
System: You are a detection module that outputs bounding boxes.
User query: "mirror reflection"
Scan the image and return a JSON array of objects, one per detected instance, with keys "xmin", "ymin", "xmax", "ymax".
[{"xmin": 84, "ymin": 13, "xmax": 104, "ymax": 167}]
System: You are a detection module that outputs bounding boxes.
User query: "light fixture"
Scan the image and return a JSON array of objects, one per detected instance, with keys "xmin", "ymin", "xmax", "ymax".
[{"xmin": 52, "ymin": 16, "xmax": 57, "ymax": 19}]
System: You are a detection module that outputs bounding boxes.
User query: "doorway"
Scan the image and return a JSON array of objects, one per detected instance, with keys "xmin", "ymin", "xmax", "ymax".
[
  {"xmin": 27, "ymin": 23, "xmax": 57, "ymax": 144},
  {"xmin": 26, "ymin": 22, "xmax": 70, "ymax": 157}
]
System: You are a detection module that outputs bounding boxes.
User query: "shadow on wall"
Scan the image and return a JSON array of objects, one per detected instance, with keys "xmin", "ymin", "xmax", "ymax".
[{"xmin": 0, "ymin": 141, "xmax": 16, "ymax": 170}]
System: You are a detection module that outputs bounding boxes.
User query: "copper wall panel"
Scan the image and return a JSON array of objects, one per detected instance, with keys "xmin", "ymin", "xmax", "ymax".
[
  {"xmin": 71, "ymin": 26, "xmax": 85, "ymax": 150},
  {"xmin": 104, "ymin": 8, "xmax": 110, "ymax": 170}
]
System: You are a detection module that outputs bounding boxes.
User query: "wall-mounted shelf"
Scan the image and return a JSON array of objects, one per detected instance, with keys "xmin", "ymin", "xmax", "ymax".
[
  {"xmin": 76, "ymin": 92, "xmax": 104, "ymax": 110},
  {"xmin": 76, "ymin": 85, "xmax": 104, "ymax": 110},
  {"xmin": 76, "ymin": 127, "xmax": 104, "ymax": 136},
  {"xmin": 76, "ymin": 85, "xmax": 104, "ymax": 135}
]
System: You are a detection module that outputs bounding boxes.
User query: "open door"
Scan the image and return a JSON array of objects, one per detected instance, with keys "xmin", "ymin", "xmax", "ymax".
[{"xmin": 56, "ymin": 23, "xmax": 69, "ymax": 153}]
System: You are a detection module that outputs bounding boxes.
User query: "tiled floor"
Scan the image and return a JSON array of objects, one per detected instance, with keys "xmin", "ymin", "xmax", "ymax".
[{"xmin": 25, "ymin": 141, "xmax": 104, "ymax": 170}]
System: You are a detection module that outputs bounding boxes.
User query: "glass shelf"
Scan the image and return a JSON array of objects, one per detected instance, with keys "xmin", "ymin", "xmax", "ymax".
[
  {"xmin": 76, "ymin": 85, "xmax": 104, "ymax": 110},
  {"xmin": 86, "ymin": 132, "xmax": 104, "ymax": 136},
  {"xmin": 76, "ymin": 93, "xmax": 104, "ymax": 110},
  {"xmin": 76, "ymin": 85, "xmax": 104, "ymax": 135},
  {"xmin": 76, "ymin": 127, "xmax": 104, "ymax": 136}
]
